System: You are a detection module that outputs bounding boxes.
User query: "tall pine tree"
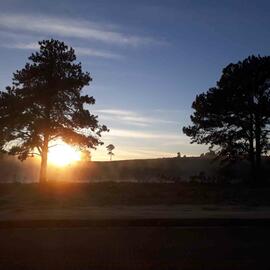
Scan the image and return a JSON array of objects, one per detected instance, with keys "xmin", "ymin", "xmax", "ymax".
[
  {"xmin": 0, "ymin": 39, "xmax": 107, "ymax": 183},
  {"xmin": 183, "ymin": 55, "xmax": 270, "ymax": 180}
]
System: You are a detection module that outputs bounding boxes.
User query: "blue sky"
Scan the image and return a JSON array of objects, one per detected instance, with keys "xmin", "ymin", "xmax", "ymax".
[{"xmin": 0, "ymin": 0, "xmax": 270, "ymax": 160}]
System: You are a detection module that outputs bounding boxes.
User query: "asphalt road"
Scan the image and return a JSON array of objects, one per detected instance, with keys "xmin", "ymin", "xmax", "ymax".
[{"xmin": 0, "ymin": 226, "xmax": 270, "ymax": 270}]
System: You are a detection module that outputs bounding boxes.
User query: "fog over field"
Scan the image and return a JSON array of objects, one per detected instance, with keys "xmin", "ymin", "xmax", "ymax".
[{"xmin": 0, "ymin": 154, "xmax": 266, "ymax": 184}]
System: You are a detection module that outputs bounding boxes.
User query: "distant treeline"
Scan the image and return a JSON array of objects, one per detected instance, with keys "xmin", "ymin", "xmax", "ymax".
[{"xmin": 1, "ymin": 154, "xmax": 270, "ymax": 183}]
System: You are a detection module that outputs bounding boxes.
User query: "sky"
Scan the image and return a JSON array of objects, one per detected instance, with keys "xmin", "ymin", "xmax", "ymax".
[{"xmin": 0, "ymin": 0, "xmax": 270, "ymax": 160}]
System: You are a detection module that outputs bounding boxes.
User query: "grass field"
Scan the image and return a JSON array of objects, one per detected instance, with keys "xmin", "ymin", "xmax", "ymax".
[
  {"xmin": 1, "ymin": 182, "xmax": 270, "ymax": 208},
  {"xmin": 1, "ymin": 182, "xmax": 270, "ymax": 221}
]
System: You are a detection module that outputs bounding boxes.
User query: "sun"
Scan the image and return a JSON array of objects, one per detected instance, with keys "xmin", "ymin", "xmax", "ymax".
[{"xmin": 48, "ymin": 142, "xmax": 81, "ymax": 167}]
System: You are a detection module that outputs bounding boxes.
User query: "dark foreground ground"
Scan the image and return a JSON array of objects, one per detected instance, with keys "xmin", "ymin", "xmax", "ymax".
[
  {"xmin": 1, "ymin": 182, "xmax": 270, "ymax": 269},
  {"xmin": 2, "ymin": 182, "xmax": 270, "ymax": 207},
  {"xmin": 0, "ymin": 226, "xmax": 270, "ymax": 270}
]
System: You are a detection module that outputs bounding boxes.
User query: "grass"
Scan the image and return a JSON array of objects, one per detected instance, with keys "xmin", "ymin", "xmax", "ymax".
[{"xmin": 1, "ymin": 182, "xmax": 270, "ymax": 209}]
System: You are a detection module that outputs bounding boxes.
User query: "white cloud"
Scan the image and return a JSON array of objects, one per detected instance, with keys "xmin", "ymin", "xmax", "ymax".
[
  {"xmin": 76, "ymin": 47, "xmax": 122, "ymax": 59},
  {"xmin": 95, "ymin": 109, "xmax": 177, "ymax": 126},
  {"xmin": 3, "ymin": 42, "xmax": 39, "ymax": 50},
  {"xmin": 0, "ymin": 13, "xmax": 163, "ymax": 47},
  {"xmin": 2, "ymin": 42, "xmax": 122, "ymax": 59},
  {"xmin": 107, "ymin": 128, "xmax": 182, "ymax": 140},
  {"xmin": 96, "ymin": 109, "xmax": 135, "ymax": 116}
]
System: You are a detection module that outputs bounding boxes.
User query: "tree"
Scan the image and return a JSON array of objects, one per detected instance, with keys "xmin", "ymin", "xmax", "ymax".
[
  {"xmin": 203, "ymin": 150, "xmax": 216, "ymax": 159},
  {"xmin": 177, "ymin": 152, "xmax": 181, "ymax": 158},
  {"xmin": 183, "ymin": 55, "xmax": 270, "ymax": 180},
  {"xmin": 81, "ymin": 149, "xmax": 92, "ymax": 162},
  {"xmin": 0, "ymin": 39, "xmax": 107, "ymax": 183},
  {"xmin": 106, "ymin": 144, "xmax": 115, "ymax": 161}
]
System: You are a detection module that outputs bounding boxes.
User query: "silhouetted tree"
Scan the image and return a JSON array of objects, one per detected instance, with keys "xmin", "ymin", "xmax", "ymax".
[
  {"xmin": 106, "ymin": 144, "xmax": 115, "ymax": 161},
  {"xmin": 203, "ymin": 150, "xmax": 216, "ymax": 159},
  {"xmin": 177, "ymin": 152, "xmax": 181, "ymax": 158},
  {"xmin": 0, "ymin": 39, "xmax": 107, "ymax": 183},
  {"xmin": 183, "ymin": 55, "xmax": 270, "ymax": 180},
  {"xmin": 81, "ymin": 149, "xmax": 92, "ymax": 162}
]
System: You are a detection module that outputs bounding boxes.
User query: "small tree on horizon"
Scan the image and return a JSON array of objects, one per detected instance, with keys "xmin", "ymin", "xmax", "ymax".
[
  {"xmin": 106, "ymin": 144, "xmax": 115, "ymax": 161},
  {"xmin": 0, "ymin": 39, "xmax": 107, "ymax": 183}
]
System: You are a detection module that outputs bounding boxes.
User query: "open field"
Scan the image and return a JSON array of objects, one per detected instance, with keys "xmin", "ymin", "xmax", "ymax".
[
  {"xmin": 1, "ymin": 182, "xmax": 270, "ymax": 207},
  {"xmin": 1, "ymin": 182, "xmax": 270, "ymax": 221},
  {"xmin": 2, "ymin": 155, "xmax": 268, "ymax": 183}
]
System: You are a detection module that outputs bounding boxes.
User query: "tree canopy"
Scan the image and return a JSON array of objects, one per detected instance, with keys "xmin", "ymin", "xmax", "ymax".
[
  {"xmin": 183, "ymin": 55, "xmax": 270, "ymax": 180},
  {"xmin": 0, "ymin": 39, "xmax": 107, "ymax": 182}
]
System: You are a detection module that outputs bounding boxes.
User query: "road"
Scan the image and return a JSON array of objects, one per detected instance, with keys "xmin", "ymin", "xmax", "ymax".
[{"xmin": 0, "ymin": 226, "xmax": 270, "ymax": 270}]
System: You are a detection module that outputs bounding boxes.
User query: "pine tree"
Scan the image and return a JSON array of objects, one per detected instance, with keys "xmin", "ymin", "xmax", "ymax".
[{"xmin": 0, "ymin": 39, "xmax": 107, "ymax": 182}]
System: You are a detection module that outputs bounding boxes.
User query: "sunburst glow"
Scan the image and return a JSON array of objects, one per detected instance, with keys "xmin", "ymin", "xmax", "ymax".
[{"xmin": 48, "ymin": 142, "xmax": 81, "ymax": 167}]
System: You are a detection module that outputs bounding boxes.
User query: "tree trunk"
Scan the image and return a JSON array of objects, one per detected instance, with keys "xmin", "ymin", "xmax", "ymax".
[
  {"xmin": 255, "ymin": 129, "xmax": 262, "ymax": 181},
  {"xmin": 39, "ymin": 134, "xmax": 49, "ymax": 183},
  {"xmin": 254, "ymin": 111, "xmax": 263, "ymax": 184},
  {"xmin": 255, "ymin": 113, "xmax": 262, "ymax": 175},
  {"xmin": 248, "ymin": 114, "xmax": 256, "ymax": 182},
  {"xmin": 249, "ymin": 136, "xmax": 255, "ymax": 180}
]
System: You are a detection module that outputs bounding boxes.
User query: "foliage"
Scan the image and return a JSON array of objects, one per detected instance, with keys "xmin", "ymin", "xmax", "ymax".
[
  {"xmin": 183, "ymin": 55, "xmax": 270, "ymax": 179},
  {"xmin": 0, "ymin": 39, "xmax": 107, "ymax": 182},
  {"xmin": 81, "ymin": 149, "xmax": 92, "ymax": 162}
]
